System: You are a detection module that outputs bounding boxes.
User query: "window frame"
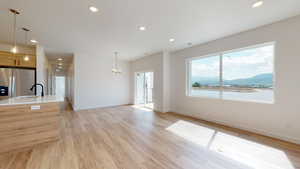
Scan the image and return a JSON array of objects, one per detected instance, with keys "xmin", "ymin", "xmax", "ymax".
[{"xmin": 186, "ymin": 42, "xmax": 276, "ymax": 104}]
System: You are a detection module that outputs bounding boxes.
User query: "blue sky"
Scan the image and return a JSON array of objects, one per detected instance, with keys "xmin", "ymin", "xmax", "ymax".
[{"xmin": 191, "ymin": 45, "xmax": 274, "ymax": 80}]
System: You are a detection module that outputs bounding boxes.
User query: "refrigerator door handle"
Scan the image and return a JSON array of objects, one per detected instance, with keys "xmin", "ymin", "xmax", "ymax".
[
  {"xmin": 12, "ymin": 76, "xmax": 16, "ymax": 97},
  {"xmin": 8, "ymin": 76, "xmax": 12, "ymax": 97},
  {"xmin": 8, "ymin": 76, "xmax": 10, "ymax": 97},
  {"xmin": 10, "ymin": 70, "xmax": 16, "ymax": 97}
]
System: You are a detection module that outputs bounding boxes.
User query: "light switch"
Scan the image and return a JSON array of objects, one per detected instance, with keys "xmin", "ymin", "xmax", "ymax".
[{"xmin": 31, "ymin": 105, "xmax": 41, "ymax": 110}]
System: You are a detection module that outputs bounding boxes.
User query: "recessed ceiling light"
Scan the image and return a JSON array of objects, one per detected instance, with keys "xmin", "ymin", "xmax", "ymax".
[
  {"xmin": 139, "ymin": 26, "xmax": 146, "ymax": 31},
  {"xmin": 89, "ymin": 6, "xmax": 99, "ymax": 12},
  {"xmin": 58, "ymin": 66, "xmax": 63, "ymax": 69},
  {"xmin": 169, "ymin": 38, "xmax": 175, "ymax": 42},
  {"xmin": 30, "ymin": 39, "xmax": 38, "ymax": 43},
  {"xmin": 252, "ymin": 1, "xmax": 263, "ymax": 8},
  {"xmin": 58, "ymin": 63, "xmax": 63, "ymax": 66},
  {"xmin": 57, "ymin": 58, "xmax": 63, "ymax": 61}
]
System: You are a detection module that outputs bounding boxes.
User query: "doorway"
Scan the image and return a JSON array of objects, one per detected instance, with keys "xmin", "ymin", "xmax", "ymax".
[
  {"xmin": 55, "ymin": 76, "xmax": 65, "ymax": 97},
  {"xmin": 135, "ymin": 72, "xmax": 154, "ymax": 109}
]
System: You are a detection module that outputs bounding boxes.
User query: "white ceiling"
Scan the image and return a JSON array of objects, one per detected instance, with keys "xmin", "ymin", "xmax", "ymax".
[{"xmin": 1, "ymin": 0, "xmax": 300, "ymax": 60}]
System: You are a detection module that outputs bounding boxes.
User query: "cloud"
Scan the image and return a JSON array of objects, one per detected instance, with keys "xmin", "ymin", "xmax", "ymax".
[
  {"xmin": 192, "ymin": 58, "xmax": 219, "ymax": 77},
  {"xmin": 191, "ymin": 45, "xmax": 274, "ymax": 79},
  {"xmin": 223, "ymin": 45, "xmax": 273, "ymax": 65}
]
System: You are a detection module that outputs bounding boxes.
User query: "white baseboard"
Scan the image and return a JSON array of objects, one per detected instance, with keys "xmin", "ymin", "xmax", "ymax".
[{"xmin": 74, "ymin": 103, "xmax": 131, "ymax": 111}]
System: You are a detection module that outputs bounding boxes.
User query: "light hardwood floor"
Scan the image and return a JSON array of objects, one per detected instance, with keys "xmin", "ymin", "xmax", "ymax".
[{"xmin": 1, "ymin": 104, "xmax": 300, "ymax": 169}]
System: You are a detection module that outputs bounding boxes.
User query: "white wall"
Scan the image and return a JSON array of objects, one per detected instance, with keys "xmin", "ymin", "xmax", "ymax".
[
  {"xmin": 46, "ymin": 63, "xmax": 55, "ymax": 95},
  {"xmin": 170, "ymin": 15, "xmax": 300, "ymax": 144},
  {"xmin": 162, "ymin": 51, "xmax": 171, "ymax": 113},
  {"xmin": 73, "ymin": 52, "xmax": 130, "ymax": 110},
  {"xmin": 130, "ymin": 52, "xmax": 164, "ymax": 112},
  {"xmin": 36, "ymin": 45, "xmax": 48, "ymax": 95}
]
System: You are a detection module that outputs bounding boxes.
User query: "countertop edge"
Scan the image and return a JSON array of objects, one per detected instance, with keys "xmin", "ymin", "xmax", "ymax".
[{"xmin": 0, "ymin": 96, "xmax": 65, "ymax": 106}]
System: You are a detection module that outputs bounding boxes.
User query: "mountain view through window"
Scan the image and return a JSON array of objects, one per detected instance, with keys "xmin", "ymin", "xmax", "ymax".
[{"xmin": 188, "ymin": 43, "xmax": 274, "ymax": 103}]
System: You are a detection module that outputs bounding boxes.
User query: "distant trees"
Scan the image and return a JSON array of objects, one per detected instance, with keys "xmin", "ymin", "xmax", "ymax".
[{"xmin": 192, "ymin": 82, "xmax": 201, "ymax": 87}]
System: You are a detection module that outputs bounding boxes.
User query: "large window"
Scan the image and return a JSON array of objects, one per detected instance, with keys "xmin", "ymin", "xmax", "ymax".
[{"xmin": 187, "ymin": 42, "xmax": 274, "ymax": 103}]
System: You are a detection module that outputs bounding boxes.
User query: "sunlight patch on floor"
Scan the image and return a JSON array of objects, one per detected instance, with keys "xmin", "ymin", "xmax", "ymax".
[
  {"xmin": 166, "ymin": 120, "xmax": 216, "ymax": 147},
  {"xmin": 145, "ymin": 103, "xmax": 154, "ymax": 109},
  {"xmin": 210, "ymin": 132, "xmax": 294, "ymax": 169},
  {"xmin": 131, "ymin": 105, "xmax": 153, "ymax": 112},
  {"xmin": 166, "ymin": 120, "xmax": 295, "ymax": 169}
]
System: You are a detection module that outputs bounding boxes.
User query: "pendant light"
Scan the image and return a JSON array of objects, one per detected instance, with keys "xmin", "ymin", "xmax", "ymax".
[
  {"xmin": 252, "ymin": 0, "xmax": 264, "ymax": 8},
  {"xmin": 9, "ymin": 9, "xmax": 20, "ymax": 54},
  {"xmin": 22, "ymin": 28, "xmax": 30, "ymax": 61},
  {"xmin": 112, "ymin": 52, "xmax": 122, "ymax": 74}
]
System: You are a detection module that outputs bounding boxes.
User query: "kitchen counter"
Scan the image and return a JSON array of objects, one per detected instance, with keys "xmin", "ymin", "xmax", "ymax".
[
  {"xmin": 0, "ymin": 95, "xmax": 64, "ymax": 106},
  {"xmin": 0, "ymin": 95, "xmax": 63, "ymax": 153}
]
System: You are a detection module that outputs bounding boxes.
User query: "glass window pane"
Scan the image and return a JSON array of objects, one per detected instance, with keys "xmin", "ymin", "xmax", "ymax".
[
  {"xmin": 136, "ymin": 73, "xmax": 145, "ymax": 104},
  {"xmin": 190, "ymin": 55, "xmax": 220, "ymax": 98},
  {"xmin": 222, "ymin": 44, "xmax": 274, "ymax": 103}
]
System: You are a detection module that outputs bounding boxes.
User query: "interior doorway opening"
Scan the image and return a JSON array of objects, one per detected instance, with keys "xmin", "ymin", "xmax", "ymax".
[
  {"xmin": 55, "ymin": 76, "xmax": 65, "ymax": 97},
  {"xmin": 135, "ymin": 72, "xmax": 154, "ymax": 109}
]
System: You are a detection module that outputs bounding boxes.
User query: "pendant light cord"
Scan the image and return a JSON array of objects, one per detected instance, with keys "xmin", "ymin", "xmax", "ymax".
[
  {"xmin": 112, "ymin": 52, "xmax": 121, "ymax": 73},
  {"xmin": 25, "ymin": 30, "xmax": 27, "ymax": 45},
  {"xmin": 24, "ymin": 28, "xmax": 29, "ymax": 45},
  {"xmin": 9, "ymin": 9, "xmax": 20, "ymax": 54},
  {"xmin": 13, "ymin": 12, "xmax": 17, "ymax": 48},
  {"xmin": 115, "ymin": 53, "xmax": 118, "ymax": 70},
  {"xmin": 114, "ymin": 52, "xmax": 118, "ymax": 70}
]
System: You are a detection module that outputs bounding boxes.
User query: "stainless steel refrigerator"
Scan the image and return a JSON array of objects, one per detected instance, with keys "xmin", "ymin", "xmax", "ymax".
[{"xmin": 0, "ymin": 68, "xmax": 36, "ymax": 100}]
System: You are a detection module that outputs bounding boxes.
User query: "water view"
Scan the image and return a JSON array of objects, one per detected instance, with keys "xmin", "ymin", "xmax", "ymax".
[{"xmin": 191, "ymin": 89, "xmax": 273, "ymax": 103}]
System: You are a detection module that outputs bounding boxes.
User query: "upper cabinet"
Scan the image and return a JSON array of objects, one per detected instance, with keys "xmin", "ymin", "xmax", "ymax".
[
  {"xmin": 16, "ymin": 53, "xmax": 36, "ymax": 68},
  {"xmin": 0, "ymin": 51, "xmax": 17, "ymax": 67},
  {"xmin": 0, "ymin": 51, "xmax": 36, "ymax": 68}
]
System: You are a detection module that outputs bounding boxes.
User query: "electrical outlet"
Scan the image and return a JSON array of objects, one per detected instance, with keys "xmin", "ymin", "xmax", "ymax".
[{"xmin": 31, "ymin": 105, "xmax": 41, "ymax": 110}]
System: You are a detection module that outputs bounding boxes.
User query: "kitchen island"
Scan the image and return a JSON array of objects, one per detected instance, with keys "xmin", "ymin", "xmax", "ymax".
[{"xmin": 0, "ymin": 95, "xmax": 64, "ymax": 153}]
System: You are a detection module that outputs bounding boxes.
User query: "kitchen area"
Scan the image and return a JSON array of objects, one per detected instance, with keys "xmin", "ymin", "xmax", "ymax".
[
  {"xmin": 0, "ymin": 10, "xmax": 72, "ymax": 152},
  {"xmin": 0, "ymin": 42, "xmax": 67, "ymax": 153}
]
